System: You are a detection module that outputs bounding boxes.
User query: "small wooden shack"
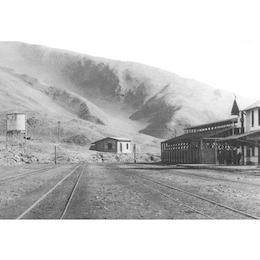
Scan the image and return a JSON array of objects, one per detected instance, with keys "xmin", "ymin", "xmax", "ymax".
[{"xmin": 90, "ymin": 137, "xmax": 131, "ymax": 154}]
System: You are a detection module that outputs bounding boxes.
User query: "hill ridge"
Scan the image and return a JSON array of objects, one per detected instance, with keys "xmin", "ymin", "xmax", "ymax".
[{"xmin": 0, "ymin": 41, "xmax": 255, "ymax": 141}]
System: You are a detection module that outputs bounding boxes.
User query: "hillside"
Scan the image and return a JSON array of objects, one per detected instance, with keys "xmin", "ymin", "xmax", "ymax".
[
  {"xmin": 0, "ymin": 41, "xmax": 254, "ymax": 164},
  {"xmin": 0, "ymin": 42, "xmax": 253, "ymax": 138},
  {"xmin": 0, "ymin": 65, "xmax": 160, "ymax": 164}
]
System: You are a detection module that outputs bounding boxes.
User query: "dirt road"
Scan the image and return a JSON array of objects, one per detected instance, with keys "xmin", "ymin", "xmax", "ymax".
[{"xmin": 0, "ymin": 163, "xmax": 260, "ymax": 219}]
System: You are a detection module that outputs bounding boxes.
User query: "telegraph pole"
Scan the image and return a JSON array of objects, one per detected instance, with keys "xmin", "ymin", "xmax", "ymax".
[
  {"xmin": 133, "ymin": 144, "xmax": 137, "ymax": 163},
  {"xmin": 58, "ymin": 121, "xmax": 61, "ymax": 143},
  {"xmin": 54, "ymin": 144, "xmax": 57, "ymax": 164},
  {"xmin": 54, "ymin": 121, "xmax": 60, "ymax": 164}
]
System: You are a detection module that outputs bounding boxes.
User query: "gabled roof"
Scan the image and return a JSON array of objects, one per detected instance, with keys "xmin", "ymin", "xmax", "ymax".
[
  {"xmin": 92, "ymin": 137, "xmax": 131, "ymax": 144},
  {"xmin": 231, "ymin": 99, "xmax": 240, "ymax": 116},
  {"xmin": 243, "ymin": 100, "xmax": 260, "ymax": 111},
  {"xmin": 162, "ymin": 127, "xmax": 233, "ymax": 144}
]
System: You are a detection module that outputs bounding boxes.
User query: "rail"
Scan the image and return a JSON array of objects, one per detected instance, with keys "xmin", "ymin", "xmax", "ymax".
[
  {"xmin": 16, "ymin": 165, "xmax": 81, "ymax": 219},
  {"xmin": 134, "ymin": 174, "xmax": 260, "ymax": 219}
]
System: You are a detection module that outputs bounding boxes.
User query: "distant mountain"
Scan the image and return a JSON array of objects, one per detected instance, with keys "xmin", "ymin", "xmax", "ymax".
[{"xmin": 0, "ymin": 41, "xmax": 254, "ymax": 142}]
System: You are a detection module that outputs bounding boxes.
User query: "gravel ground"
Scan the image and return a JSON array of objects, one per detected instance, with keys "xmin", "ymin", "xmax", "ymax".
[
  {"xmin": 0, "ymin": 164, "xmax": 78, "ymax": 219},
  {"xmin": 63, "ymin": 164, "xmax": 204, "ymax": 219},
  {"xmin": 0, "ymin": 163, "xmax": 260, "ymax": 219},
  {"xmin": 116, "ymin": 164, "xmax": 260, "ymax": 218}
]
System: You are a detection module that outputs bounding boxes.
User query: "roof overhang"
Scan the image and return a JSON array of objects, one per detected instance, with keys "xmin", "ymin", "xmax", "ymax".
[
  {"xmin": 162, "ymin": 127, "xmax": 233, "ymax": 144},
  {"xmin": 212, "ymin": 129, "xmax": 260, "ymax": 142},
  {"xmin": 185, "ymin": 117, "xmax": 238, "ymax": 131}
]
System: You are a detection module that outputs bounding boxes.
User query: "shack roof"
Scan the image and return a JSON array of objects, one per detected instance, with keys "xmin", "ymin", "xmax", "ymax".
[
  {"xmin": 110, "ymin": 137, "xmax": 132, "ymax": 141},
  {"xmin": 92, "ymin": 137, "xmax": 131, "ymax": 144},
  {"xmin": 162, "ymin": 127, "xmax": 233, "ymax": 144},
  {"xmin": 6, "ymin": 112, "xmax": 26, "ymax": 116}
]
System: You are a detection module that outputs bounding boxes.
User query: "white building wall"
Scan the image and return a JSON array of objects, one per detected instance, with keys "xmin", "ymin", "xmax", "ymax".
[
  {"xmin": 245, "ymin": 111, "xmax": 251, "ymax": 132},
  {"xmin": 245, "ymin": 108, "xmax": 260, "ymax": 132},
  {"xmin": 117, "ymin": 141, "xmax": 131, "ymax": 154},
  {"xmin": 237, "ymin": 108, "xmax": 260, "ymax": 165},
  {"xmin": 245, "ymin": 146, "xmax": 259, "ymax": 165},
  {"xmin": 237, "ymin": 112, "xmax": 242, "ymax": 129}
]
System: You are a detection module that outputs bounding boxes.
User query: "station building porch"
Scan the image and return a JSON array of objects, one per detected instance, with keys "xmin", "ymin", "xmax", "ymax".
[{"xmin": 161, "ymin": 117, "xmax": 260, "ymax": 165}]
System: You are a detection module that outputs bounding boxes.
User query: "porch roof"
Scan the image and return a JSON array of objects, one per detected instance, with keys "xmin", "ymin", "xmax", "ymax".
[
  {"xmin": 215, "ymin": 129, "xmax": 260, "ymax": 142},
  {"xmin": 185, "ymin": 117, "xmax": 237, "ymax": 130},
  {"xmin": 163, "ymin": 127, "xmax": 233, "ymax": 144}
]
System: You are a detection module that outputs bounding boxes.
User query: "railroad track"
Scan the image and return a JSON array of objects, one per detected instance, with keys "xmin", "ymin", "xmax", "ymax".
[
  {"xmin": 136, "ymin": 174, "xmax": 260, "ymax": 219},
  {"xmin": 171, "ymin": 169, "xmax": 260, "ymax": 187},
  {"xmin": 134, "ymin": 179, "xmax": 214, "ymax": 219},
  {"xmin": 60, "ymin": 165, "xmax": 84, "ymax": 219},
  {"xmin": 116, "ymin": 167, "xmax": 260, "ymax": 219},
  {"xmin": 0, "ymin": 165, "xmax": 63, "ymax": 185},
  {"xmin": 125, "ymin": 166, "xmax": 260, "ymax": 187},
  {"xmin": 16, "ymin": 165, "xmax": 84, "ymax": 219}
]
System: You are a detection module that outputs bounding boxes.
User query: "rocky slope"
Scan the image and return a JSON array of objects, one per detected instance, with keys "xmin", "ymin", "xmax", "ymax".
[
  {"xmin": 0, "ymin": 62, "xmax": 160, "ymax": 164},
  {"xmin": 0, "ymin": 42, "xmax": 253, "ymax": 140},
  {"xmin": 0, "ymin": 42, "xmax": 255, "ymax": 165}
]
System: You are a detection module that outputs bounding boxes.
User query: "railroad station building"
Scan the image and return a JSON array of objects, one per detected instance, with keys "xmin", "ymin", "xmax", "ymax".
[
  {"xmin": 161, "ymin": 99, "xmax": 260, "ymax": 165},
  {"xmin": 90, "ymin": 137, "xmax": 132, "ymax": 154}
]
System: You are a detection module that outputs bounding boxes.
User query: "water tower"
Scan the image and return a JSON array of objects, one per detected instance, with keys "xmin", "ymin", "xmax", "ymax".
[{"xmin": 6, "ymin": 113, "xmax": 27, "ymax": 152}]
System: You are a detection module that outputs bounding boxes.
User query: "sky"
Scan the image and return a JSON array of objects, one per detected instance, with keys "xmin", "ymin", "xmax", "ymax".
[{"xmin": 1, "ymin": 0, "xmax": 260, "ymax": 98}]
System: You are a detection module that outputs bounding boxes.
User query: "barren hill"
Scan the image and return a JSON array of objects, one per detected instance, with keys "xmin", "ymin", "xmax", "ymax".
[
  {"xmin": 0, "ymin": 64, "xmax": 161, "ymax": 164},
  {"xmin": 0, "ymin": 41, "xmax": 254, "ymax": 162}
]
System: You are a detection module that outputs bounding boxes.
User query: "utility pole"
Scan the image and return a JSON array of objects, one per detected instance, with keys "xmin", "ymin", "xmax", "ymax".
[
  {"xmin": 55, "ymin": 121, "xmax": 61, "ymax": 164},
  {"xmin": 24, "ymin": 114, "xmax": 27, "ymax": 155},
  {"xmin": 133, "ymin": 144, "xmax": 137, "ymax": 163},
  {"xmin": 5, "ymin": 117, "xmax": 7, "ymax": 150},
  {"xmin": 58, "ymin": 121, "xmax": 61, "ymax": 143},
  {"xmin": 54, "ymin": 144, "xmax": 57, "ymax": 164}
]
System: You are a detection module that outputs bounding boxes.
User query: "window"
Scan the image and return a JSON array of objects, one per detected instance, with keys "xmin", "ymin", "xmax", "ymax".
[
  {"xmin": 252, "ymin": 147, "xmax": 255, "ymax": 156},
  {"xmin": 252, "ymin": 110, "xmax": 254, "ymax": 127},
  {"xmin": 108, "ymin": 143, "xmax": 112, "ymax": 150},
  {"xmin": 126, "ymin": 143, "xmax": 129, "ymax": 149}
]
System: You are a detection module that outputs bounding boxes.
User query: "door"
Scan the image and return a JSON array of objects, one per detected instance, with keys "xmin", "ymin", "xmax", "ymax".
[{"xmin": 120, "ymin": 143, "xmax": 123, "ymax": 153}]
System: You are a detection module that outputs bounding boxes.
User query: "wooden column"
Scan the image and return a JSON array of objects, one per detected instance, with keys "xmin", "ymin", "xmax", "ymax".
[{"xmin": 214, "ymin": 139, "xmax": 218, "ymax": 165}]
